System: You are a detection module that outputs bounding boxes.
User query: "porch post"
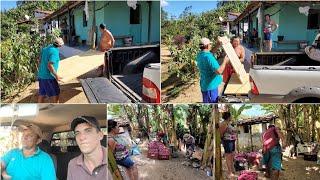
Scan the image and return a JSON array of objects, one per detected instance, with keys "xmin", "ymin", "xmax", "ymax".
[
  {"xmin": 57, "ymin": 16, "xmax": 60, "ymax": 29},
  {"xmin": 250, "ymin": 124, "xmax": 253, "ymax": 152},
  {"xmin": 259, "ymin": 3, "xmax": 265, "ymax": 52},
  {"xmin": 147, "ymin": 1, "xmax": 152, "ymax": 44},
  {"xmin": 92, "ymin": 1, "xmax": 96, "ymax": 49},
  {"xmin": 68, "ymin": 6, "xmax": 71, "ymax": 45}
]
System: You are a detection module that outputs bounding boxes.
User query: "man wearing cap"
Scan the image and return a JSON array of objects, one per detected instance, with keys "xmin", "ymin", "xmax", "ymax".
[
  {"xmin": 196, "ymin": 37, "xmax": 229, "ymax": 103},
  {"xmin": 0, "ymin": 123, "xmax": 56, "ymax": 180},
  {"xmin": 37, "ymin": 37, "xmax": 64, "ymax": 103},
  {"xmin": 67, "ymin": 116, "xmax": 111, "ymax": 180}
]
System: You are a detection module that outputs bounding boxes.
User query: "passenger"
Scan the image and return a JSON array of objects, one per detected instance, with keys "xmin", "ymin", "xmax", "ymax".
[{"xmin": 67, "ymin": 116, "xmax": 110, "ymax": 180}]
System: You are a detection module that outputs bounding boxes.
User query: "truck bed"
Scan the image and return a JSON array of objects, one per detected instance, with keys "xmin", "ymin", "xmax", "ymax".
[{"xmin": 112, "ymin": 73, "xmax": 143, "ymax": 97}]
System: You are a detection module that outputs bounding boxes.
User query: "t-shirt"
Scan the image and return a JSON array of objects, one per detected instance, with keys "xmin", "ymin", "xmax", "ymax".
[
  {"xmin": 196, "ymin": 51, "xmax": 222, "ymax": 91},
  {"xmin": 38, "ymin": 44, "xmax": 60, "ymax": 79},
  {"xmin": 0, "ymin": 147, "xmax": 56, "ymax": 180}
]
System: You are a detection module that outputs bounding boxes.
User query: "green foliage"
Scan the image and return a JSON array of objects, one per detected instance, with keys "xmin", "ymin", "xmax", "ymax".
[
  {"xmin": 1, "ymin": 1, "xmax": 67, "ymax": 98},
  {"xmin": 230, "ymin": 104, "xmax": 253, "ymax": 121},
  {"xmin": 1, "ymin": 32, "xmax": 56, "ymax": 97}
]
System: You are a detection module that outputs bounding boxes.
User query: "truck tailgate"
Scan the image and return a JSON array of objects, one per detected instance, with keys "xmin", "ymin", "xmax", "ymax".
[
  {"xmin": 250, "ymin": 66, "xmax": 320, "ymax": 95},
  {"xmin": 80, "ymin": 77, "xmax": 131, "ymax": 103}
]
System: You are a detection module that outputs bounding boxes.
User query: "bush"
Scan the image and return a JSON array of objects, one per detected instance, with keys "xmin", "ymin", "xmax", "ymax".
[{"xmin": 1, "ymin": 32, "xmax": 56, "ymax": 98}]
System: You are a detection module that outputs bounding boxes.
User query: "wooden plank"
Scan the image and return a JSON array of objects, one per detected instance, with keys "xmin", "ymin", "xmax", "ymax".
[
  {"xmin": 80, "ymin": 78, "xmax": 131, "ymax": 103},
  {"xmin": 58, "ymin": 49, "xmax": 105, "ymax": 82},
  {"xmin": 224, "ymin": 73, "xmax": 250, "ymax": 95},
  {"xmin": 219, "ymin": 36, "xmax": 247, "ymax": 83}
]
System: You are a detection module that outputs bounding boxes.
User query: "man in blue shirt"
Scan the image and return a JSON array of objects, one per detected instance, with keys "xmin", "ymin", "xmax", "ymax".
[
  {"xmin": 0, "ymin": 123, "xmax": 56, "ymax": 180},
  {"xmin": 196, "ymin": 37, "xmax": 229, "ymax": 103},
  {"xmin": 37, "ymin": 37, "xmax": 64, "ymax": 103}
]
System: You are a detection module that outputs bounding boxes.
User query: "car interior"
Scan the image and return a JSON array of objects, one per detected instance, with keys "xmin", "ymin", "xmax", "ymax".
[{"xmin": 0, "ymin": 104, "xmax": 107, "ymax": 180}]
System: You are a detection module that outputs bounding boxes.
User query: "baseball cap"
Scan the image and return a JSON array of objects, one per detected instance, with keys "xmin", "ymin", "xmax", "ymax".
[
  {"xmin": 200, "ymin": 38, "xmax": 213, "ymax": 46},
  {"xmin": 19, "ymin": 123, "xmax": 43, "ymax": 139},
  {"xmin": 71, "ymin": 116, "xmax": 100, "ymax": 131},
  {"xmin": 54, "ymin": 37, "xmax": 64, "ymax": 46}
]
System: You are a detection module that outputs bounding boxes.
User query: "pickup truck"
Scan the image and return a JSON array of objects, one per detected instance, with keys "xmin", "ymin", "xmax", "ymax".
[
  {"xmin": 80, "ymin": 44, "xmax": 160, "ymax": 103},
  {"xmin": 248, "ymin": 52, "xmax": 320, "ymax": 103}
]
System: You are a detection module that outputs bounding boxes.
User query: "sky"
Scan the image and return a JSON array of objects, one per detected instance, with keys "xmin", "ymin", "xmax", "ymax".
[
  {"xmin": 232, "ymin": 104, "xmax": 268, "ymax": 118},
  {"xmin": 1, "ymin": 0, "xmax": 17, "ymax": 12},
  {"xmin": 162, "ymin": 0, "xmax": 218, "ymax": 19}
]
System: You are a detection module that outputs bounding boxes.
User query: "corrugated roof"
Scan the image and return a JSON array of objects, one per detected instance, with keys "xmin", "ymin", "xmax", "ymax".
[
  {"xmin": 237, "ymin": 114, "xmax": 278, "ymax": 126},
  {"xmin": 35, "ymin": 9, "xmax": 54, "ymax": 14},
  {"xmin": 43, "ymin": 1, "xmax": 84, "ymax": 21}
]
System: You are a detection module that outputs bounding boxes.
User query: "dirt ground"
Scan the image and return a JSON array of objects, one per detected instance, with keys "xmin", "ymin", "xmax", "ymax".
[
  {"xmin": 221, "ymin": 156, "xmax": 320, "ymax": 180},
  {"xmin": 161, "ymin": 45, "xmax": 202, "ymax": 103},
  {"xmin": 281, "ymin": 156, "xmax": 320, "ymax": 180},
  {"xmin": 131, "ymin": 141, "xmax": 212, "ymax": 180},
  {"xmin": 2, "ymin": 68, "xmax": 101, "ymax": 103}
]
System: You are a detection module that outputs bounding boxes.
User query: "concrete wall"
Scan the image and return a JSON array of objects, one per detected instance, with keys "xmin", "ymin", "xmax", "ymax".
[
  {"xmin": 266, "ymin": 3, "xmax": 320, "ymax": 49},
  {"xmin": 244, "ymin": 3, "xmax": 320, "ymax": 50},
  {"xmin": 69, "ymin": 1, "xmax": 160, "ymax": 47},
  {"xmin": 238, "ymin": 123, "xmax": 268, "ymax": 151}
]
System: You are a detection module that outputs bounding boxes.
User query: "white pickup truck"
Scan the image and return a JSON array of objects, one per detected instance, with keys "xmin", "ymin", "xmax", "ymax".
[{"xmin": 249, "ymin": 52, "xmax": 320, "ymax": 103}]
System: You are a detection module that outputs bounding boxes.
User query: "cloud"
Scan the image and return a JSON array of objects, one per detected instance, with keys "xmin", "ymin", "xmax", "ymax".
[{"xmin": 161, "ymin": 0, "xmax": 169, "ymax": 7}]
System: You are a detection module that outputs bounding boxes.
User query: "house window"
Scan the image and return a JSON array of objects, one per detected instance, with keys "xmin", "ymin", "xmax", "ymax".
[
  {"xmin": 83, "ymin": 11, "xmax": 88, "ymax": 27},
  {"xmin": 244, "ymin": 125, "xmax": 250, "ymax": 133},
  {"xmin": 307, "ymin": 9, "xmax": 320, "ymax": 29},
  {"xmin": 130, "ymin": 4, "xmax": 140, "ymax": 24}
]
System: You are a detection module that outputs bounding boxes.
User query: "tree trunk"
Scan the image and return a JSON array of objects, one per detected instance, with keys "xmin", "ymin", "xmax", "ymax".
[
  {"xmin": 167, "ymin": 104, "xmax": 178, "ymax": 148},
  {"xmin": 108, "ymin": 148, "xmax": 123, "ymax": 180},
  {"xmin": 123, "ymin": 105, "xmax": 137, "ymax": 138},
  {"xmin": 311, "ymin": 105, "xmax": 317, "ymax": 142},
  {"xmin": 214, "ymin": 104, "xmax": 222, "ymax": 180},
  {"xmin": 202, "ymin": 105, "xmax": 213, "ymax": 167},
  {"xmin": 145, "ymin": 105, "xmax": 150, "ymax": 139}
]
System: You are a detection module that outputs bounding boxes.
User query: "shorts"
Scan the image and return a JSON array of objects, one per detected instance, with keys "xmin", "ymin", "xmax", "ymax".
[
  {"xmin": 38, "ymin": 78, "xmax": 60, "ymax": 97},
  {"xmin": 261, "ymin": 145, "xmax": 282, "ymax": 171},
  {"xmin": 264, "ymin": 32, "xmax": 272, "ymax": 40},
  {"xmin": 116, "ymin": 156, "xmax": 134, "ymax": 168},
  {"xmin": 223, "ymin": 140, "xmax": 235, "ymax": 153},
  {"xmin": 186, "ymin": 143, "xmax": 195, "ymax": 151},
  {"xmin": 202, "ymin": 88, "xmax": 218, "ymax": 103}
]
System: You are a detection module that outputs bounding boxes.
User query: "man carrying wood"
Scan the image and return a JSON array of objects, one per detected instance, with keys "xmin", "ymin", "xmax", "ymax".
[
  {"xmin": 212, "ymin": 36, "xmax": 245, "ymax": 83},
  {"xmin": 98, "ymin": 23, "xmax": 115, "ymax": 77},
  {"xmin": 196, "ymin": 37, "xmax": 229, "ymax": 103},
  {"xmin": 37, "ymin": 37, "xmax": 64, "ymax": 103}
]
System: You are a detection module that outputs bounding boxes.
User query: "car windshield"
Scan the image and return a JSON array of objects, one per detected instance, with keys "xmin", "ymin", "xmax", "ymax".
[{"xmin": 0, "ymin": 126, "xmax": 22, "ymax": 157}]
